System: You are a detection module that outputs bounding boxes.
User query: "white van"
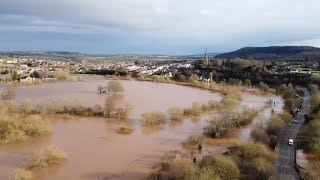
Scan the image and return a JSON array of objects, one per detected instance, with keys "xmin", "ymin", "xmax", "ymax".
[{"xmin": 288, "ymin": 139, "xmax": 293, "ymax": 146}]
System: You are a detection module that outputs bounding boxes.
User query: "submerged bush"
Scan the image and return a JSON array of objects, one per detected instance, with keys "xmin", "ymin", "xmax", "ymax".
[
  {"xmin": 168, "ymin": 107, "xmax": 184, "ymax": 121},
  {"xmin": 116, "ymin": 126, "xmax": 134, "ymax": 135},
  {"xmin": 183, "ymin": 102, "xmax": 202, "ymax": 117},
  {"xmin": 182, "ymin": 135, "xmax": 203, "ymax": 149},
  {"xmin": 190, "ymin": 102, "xmax": 202, "ymax": 116},
  {"xmin": 115, "ymin": 103, "xmax": 133, "ymax": 120},
  {"xmin": 141, "ymin": 112, "xmax": 166, "ymax": 126},
  {"xmin": 107, "ymin": 81, "xmax": 124, "ymax": 94},
  {"xmin": 219, "ymin": 97, "xmax": 240, "ymax": 110},
  {"xmin": 26, "ymin": 145, "xmax": 67, "ymax": 169},
  {"xmin": 251, "ymin": 125, "xmax": 271, "ymax": 146},
  {"xmin": 204, "ymin": 109, "xmax": 258, "ymax": 139},
  {"xmin": 0, "ymin": 111, "xmax": 50, "ymax": 144},
  {"xmin": 97, "ymin": 81, "xmax": 124, "ymax": 94},
  {"xmin": 1, "ymin": 86, "xmax": 16, "ymax": 101},
  {"xmin": 11, "ymin": 169, "xmax": 33, "ymax": 180}
]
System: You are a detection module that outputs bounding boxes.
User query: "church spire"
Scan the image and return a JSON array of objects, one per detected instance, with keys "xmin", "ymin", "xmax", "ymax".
[{"xmin": 204, "ymin": 49, "xmax": 209, "ymax": 66}]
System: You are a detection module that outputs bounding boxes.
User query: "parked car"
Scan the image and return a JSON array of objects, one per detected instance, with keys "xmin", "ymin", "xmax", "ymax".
[{"xmin": 288, "ymin": 139, "xmax": 293, "ymax": 146}]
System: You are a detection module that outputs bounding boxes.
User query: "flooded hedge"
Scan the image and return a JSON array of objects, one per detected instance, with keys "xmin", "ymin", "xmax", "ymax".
[
  {"xmin": 0, "ymin": 105, "xmax": 51, "ymax": 144},
  {"xmin": 141, "ymin": 112, "xmax": 167, "ymax": 126},
  {"xmin": 203, "ymin": 109, "xmax": 258, "ymax": 139},
  {"xmin": 26, "ymin": 145, "xmax": 67, "ymax": 169}
]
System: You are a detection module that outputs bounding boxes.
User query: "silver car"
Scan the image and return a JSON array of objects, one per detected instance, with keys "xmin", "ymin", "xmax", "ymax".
[{"xmin": 288, "ymin": 139, "xmax": 293, "ymax": 146}]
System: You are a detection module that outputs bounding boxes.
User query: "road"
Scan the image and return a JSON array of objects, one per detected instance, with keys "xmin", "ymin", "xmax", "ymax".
[{"xmin": 277, "ymin": 89, "xmax": 311, "ymax": 180}]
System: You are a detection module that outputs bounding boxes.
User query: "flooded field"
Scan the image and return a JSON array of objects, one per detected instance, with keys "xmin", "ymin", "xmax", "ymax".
[
  {"xmin": 0, "ymin": 80, "xmax": 283, "ymax": 180},
  {"xmin": 14, "ymin": 80, "xmax": 221, "ymax": 118},
  {"xmin": 238, "ymin": 93, "xmax": 284, "ymax": 140}
]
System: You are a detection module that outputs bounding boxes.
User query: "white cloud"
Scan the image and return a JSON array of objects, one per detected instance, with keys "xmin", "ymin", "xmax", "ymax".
[
  {"xmin": 288, "ymin": 38, "xmax": 320, "ymax": 47},
  {"xmin": 0, "ymin": 0, "xmax": 320, "ymax": 52},
  {"xmin": 155, "ymin": 7, "xmax": 170, "ymax": 15},
  {"xmin": 200, "ymin": 9, "xmax": 216, "ymax": 17}
]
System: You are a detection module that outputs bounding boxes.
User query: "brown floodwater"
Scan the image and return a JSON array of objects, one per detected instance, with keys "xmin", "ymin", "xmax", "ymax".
[
  {"xmin": 237, "ymin": 93, "xmax": 284, "ymax": 140},
  {"xmin": 0, "ymin": 80, "xmax": 281, "ymax": 180},
  {"xmin": 14, "ymin": 80, "xmax": 222, "ymax": 118}
]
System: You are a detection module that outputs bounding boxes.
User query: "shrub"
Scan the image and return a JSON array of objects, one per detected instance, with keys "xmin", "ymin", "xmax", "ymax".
[
  {"xmin": 250, "ymin": 157, "xmax": 274, "ymax": 180},
  {"xmin": 182, "ymin": 135, "xmax": 203, "ymax": 149},
  {"xmin": 196, "ymin": 167, "xmax": 220, "ymax": 180},
  {"xmin": 259, "ymin": 82, "xmax": 269, "ymax": 91},
  {"xmin": 190, "ymin": 102, "xmax": 202, "ymax": 116},
  {"xmin": 207, "ymin": 100, "xmax": 219, "ymax": 110},
  {"xmin": 97, "ymin": 85, "xmax": 105, "ymax": 94},
  {"xmin": 104, "ymin": 97, "xmax": 116, "ymax": 117},
  {"xmin": 203, "ymin": 119, "xmax": 232, "ymax": 138},
  {"xmin": 266, "ymin": 115, "xmax": 286, "ymax": 137},
  {"xmin": 251, "ymin": 126, "xmax": 270, "ymax": 146},
  {"xmin": 141, "ymin": 112, "xmax": 166, "ymax": 126},
  {"xmin": 201, "ymin": 155, "xmax": 240, "ymax": 180},
  {"xmin": 152, "ymin": 75, "xmax": 171, "ymax": 83},
  {"xmin": 243, "ymin": 79, "xmax": 251, "ymax": 86},
  {"xmin": 299, "ymin": 120, "xmax": 320, "ymax": 152},
  {"xmin": 11, "ymin": 169, "xmax": 33, "ymax": 180},
  {"xmin": 26, "ymin": 145, "xmax": 67, "ymax": 169},
  {"xmin": 107, "ymin": 81, "xmax": 124, "ymax": 94},
  {"xmin": 53, "ymin": 70, "xmax": 69, "ymax": 80},
  {"xmin": 219, "ymin": 97, "xmax": 240, "ymax": 110},
  {"xmin": 0, "ymin": 111, "xmax": 50, "ymax": 144},
  {"xmin": 116, "ymin": 126, "xmax": 134, "ymax": 135},
  {"xmin": 115, "ymin": 103, "xmax": 133, "ymax": 120},
  {"xmin": 280, "ymin": 111, "xmax": 293, "ymax": 124},
  {"xmin": 1, "ymin": 86, "xmax": 16, "ymax": 101},
  {"xmin": 204, "ymin": 109, "xmax": 258, "ymax": 139},
  {"xmin": 151, "ymin": 151, "xmax": 198, "ymax": 180},
  {"xmin": 168, "ymin": 107, "xmax": 184, "ymax": 121},
  {"xmin": 235, "ymin": 109, "xmax": 258, "ymax": 127},
  {"xmin": 226, "ymin": 142, "xmax": 275, "ymax": 175},
  {"xmin": 220, "ymin": 86, "xmax": 242, "ymax": 101}
]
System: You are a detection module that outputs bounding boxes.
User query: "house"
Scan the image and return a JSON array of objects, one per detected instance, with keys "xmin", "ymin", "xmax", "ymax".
[
  {"xmin": 20, "ymin": 77, "xmax": 35, "ymax": 83},
  {"xmin": 6, "ymin": 59, "xmax": 18, "ymax": 64}
]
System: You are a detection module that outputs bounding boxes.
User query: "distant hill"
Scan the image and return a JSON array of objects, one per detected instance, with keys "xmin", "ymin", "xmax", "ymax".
[
  {"xmin": 185, "ymin": 53, "xmax": 220, "ymax": 58},
  {"xmin": 216, "ymin": 46, "xmax": 320, "ymax": 60},
  {"xmin": 0, "ymin": 51, "xmax": 84, "ymax": 57}
]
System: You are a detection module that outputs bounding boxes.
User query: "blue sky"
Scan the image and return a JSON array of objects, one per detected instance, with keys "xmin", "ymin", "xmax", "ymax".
[{"xmin": 1, "ymin": 0, "xmax": 320, "ymax": 55}]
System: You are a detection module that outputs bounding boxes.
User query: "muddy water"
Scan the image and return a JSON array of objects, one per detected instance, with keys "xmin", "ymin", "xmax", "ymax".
[
  {"xmin": 0, "ymin": 80, "xmax": 280, "ymax": 180},
  {"xmin": 14, "ymin": 80, "xmax": 221, "ymax": 118},
  {"xmin": 238, "ymin": 93, "xmax": 284, "ymax": 140}
]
